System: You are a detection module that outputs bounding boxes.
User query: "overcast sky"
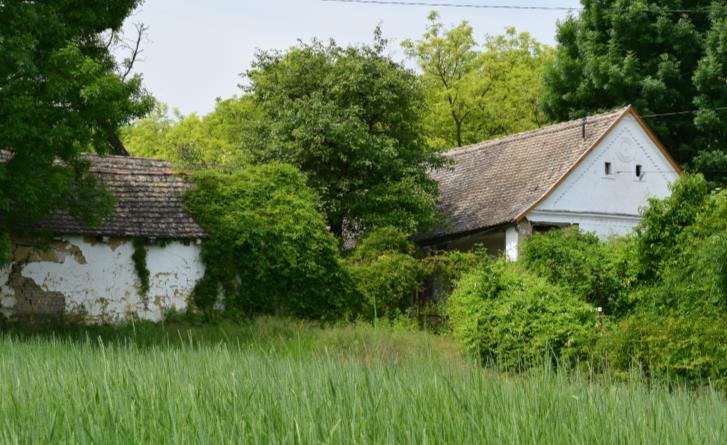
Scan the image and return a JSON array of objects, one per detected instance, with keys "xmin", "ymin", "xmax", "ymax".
[{"xmin": 121, "ymin": 0, "xmax": 581, "ymax": 116}]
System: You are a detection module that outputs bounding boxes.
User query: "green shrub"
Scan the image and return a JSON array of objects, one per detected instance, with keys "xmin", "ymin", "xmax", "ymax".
[
  {"xmin": 636, "ymin": 188, "xmax": 727, "ymax": 315},
  {"xmin": 185, "ymin": 164, "xmax": 358, "ymax": 319},
  {"xmin": 0, "ymin": 232, "xmax": 10, "ymax": 266},
  {"xmin": 345, "ymin": 227, "xmax": 421, "ymax": 319},
  {"xmin": 420, "ymin": 249, "xmax": 483, "ymax": 293},
  {"xmin": 634, "ymin": 174, "xmax": 711, "ymax": 281},
  {"xmin": 521, "ymin": 228, "xmax": 636, "ymax": 315},
  {"xmin": 600, "ymin": 314, "xmax": 727, "ymax": 389},
  {"xmin": 447, "ymin": 259, "xmax": 598, "ymax": 369}
]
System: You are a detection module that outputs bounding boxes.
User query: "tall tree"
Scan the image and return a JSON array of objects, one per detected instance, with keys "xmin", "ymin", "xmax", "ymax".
[
  {"xmin": 541, "ymin": 0, "xmax": 723, "ymax": 172},
  {"xmin": 0, "ymin": 0, "xmax": 152, "ymax": 262},
  {"xmin": 403, "ymin": 12, "xmax": 552, "ymax": 149},
  {"xmin": 244, "ymin": 30, "xmax": 443, "ymax": 238},
  {"xmin": 122, "ymin": 96, "xmax": 260, "ymax": 170}
]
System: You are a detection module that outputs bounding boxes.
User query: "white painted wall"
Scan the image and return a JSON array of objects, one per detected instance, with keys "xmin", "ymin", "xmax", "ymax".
[
  {"xmin": 529, "ymin": 114, "xmax": 680, "ymax": 238},
  {"xmin": 505, "ymin": 226, "xmax": 519, "ymax": 261},
  {"xmin": 0, "ymin": 236, "xmax": 204, "ymax": 323}
]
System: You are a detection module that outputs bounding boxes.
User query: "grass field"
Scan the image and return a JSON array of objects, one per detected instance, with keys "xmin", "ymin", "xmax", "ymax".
[{"xmin": 0, "ymin": 317, "xmax": 725, "ymax": 444}]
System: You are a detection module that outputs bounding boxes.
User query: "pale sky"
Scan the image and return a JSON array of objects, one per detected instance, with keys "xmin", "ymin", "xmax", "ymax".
[{"xmin": 121, "ymin": 0, "xmax": 581, "ymax": 115}]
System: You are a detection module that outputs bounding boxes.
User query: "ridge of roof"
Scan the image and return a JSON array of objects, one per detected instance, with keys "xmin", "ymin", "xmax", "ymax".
[
  {"xmin": 0, "ymin": 151, "xmax": 206, "ymax": 239},
  {"xmin": 444, "ymin": 106, "xmax": 630, "ymax": 158}
]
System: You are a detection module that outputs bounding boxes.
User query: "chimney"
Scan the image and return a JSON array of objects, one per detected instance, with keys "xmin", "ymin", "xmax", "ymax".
[{"xmin": 581, "ymin": 116, "xmax": 587, "ymax": 139}]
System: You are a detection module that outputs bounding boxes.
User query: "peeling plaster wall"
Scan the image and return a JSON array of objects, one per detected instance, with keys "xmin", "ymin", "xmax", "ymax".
[{"xmin": 0, "ymin": 236, "xmax": 204, "ymax": 323}]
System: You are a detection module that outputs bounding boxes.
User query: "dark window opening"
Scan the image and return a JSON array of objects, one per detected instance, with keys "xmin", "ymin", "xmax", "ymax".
[
  {"xmin": 604, "ymin": 162, "xmax": 612, "ymax": 175},
  {"xmin": 636, "ymin": 164, "xmax": 643, "ymax": 178}
]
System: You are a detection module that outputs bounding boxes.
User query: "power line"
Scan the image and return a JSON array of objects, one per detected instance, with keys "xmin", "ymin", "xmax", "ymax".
[
  {"xmin": 642, "ymin": 107, "xmax": 727, "ymax": 118},
  {"xmin": 320, "ymin": 0, "xmax": 712, "ymax": 14}
]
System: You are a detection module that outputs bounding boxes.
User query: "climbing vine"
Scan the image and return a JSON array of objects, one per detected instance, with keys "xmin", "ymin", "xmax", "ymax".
[
  {"xmin": 184, "ymin": 165, "xmax": 359, "ymax": 319},
  {"xmin": 132, "ymin": 238, "xmax": 150, "ymax": 296}
]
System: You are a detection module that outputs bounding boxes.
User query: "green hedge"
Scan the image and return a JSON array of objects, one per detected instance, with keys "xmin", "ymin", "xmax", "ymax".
[{"xmin": 447, "ymin": 259, "xmax": 598, "ymax": 369}]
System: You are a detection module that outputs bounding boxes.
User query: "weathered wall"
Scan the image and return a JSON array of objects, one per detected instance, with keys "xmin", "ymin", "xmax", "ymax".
[
  {"xmin": 0, "ymin": 236, "xmax": 204, "ymax": 323},
  {"xmin": 530, "ymin": 114, "xmax": 680, "ymax": 238}
]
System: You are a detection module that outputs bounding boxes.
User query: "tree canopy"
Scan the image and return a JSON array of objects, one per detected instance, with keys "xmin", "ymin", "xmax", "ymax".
[
  {"xmin": 122, "ymin": 96, "xmax": 260, "ymax": 171},
  {"xmin": 541, "ymin": 0, "xmax": 727, "ymax": 179},
  {"xmin": 244, "ymin": 31, "xmax": 444, "ymax": 238},
  {"xmin": 0, "ymin": 0, "xmax": 152, "ymax": 261},
  {"xmin": 404, "ymin": 12, "xmax": 552, "ymax": 149}
]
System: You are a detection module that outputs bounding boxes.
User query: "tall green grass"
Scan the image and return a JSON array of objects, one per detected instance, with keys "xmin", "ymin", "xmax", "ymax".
[{"xmin": 0, "ymin": 318, "xmax": 724, "ymax": 444}]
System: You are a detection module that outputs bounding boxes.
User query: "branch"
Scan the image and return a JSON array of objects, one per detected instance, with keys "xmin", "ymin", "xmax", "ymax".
[{"xmin": 120, "ymin": 23, "xmax": 148, "ymax": 81}]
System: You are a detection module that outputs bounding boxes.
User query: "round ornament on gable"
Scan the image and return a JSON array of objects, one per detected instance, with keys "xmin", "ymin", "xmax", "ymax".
[{"xmin": 617, "ymin": 137, "xmax": 636, "ymax": 163}]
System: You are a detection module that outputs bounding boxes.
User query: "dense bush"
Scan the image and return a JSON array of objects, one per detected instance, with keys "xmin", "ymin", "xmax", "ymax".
[
  {"xmin": 600, "ymin": 175, "xmax": 727, "ymax": 387},
  {"xmin": 447, "ymin": 259, "xmax": 598, "ymax": 369},
  {"xmin": 345, "ymin": 227, "xmax": 421, "ymax": 319},
  {"xmin": 600, "ymin": 314, "xmax": 727, "ymax": 389},
  {"xmin": 634, "ymin": 174, "xmax": 711, "ymax": 281},
  {"xmin": 521, "ymin": 228, "xmax": 636, "ymax": 315},
  {"xmin": 185, "ymin": 164, "xmax": 358, "ymax": 319}
]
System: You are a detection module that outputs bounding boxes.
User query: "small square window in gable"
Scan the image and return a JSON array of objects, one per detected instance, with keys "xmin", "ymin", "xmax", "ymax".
[{"xmin": 604, "ymin": 162, "xmax": 612, "ymax": 176}]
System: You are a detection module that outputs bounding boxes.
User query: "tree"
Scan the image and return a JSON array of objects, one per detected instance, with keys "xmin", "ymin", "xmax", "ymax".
[
  {"xmin": 0, "ymin": 0, "xmax": 152, "ymax": 262},
  {"xmin": 244, "ymin": 30, "xmax": 443, "ymax": 238},
  {"xmin": 122, "ymin": 96, "xmax": 260, "ymax": 170},
  {"xmin": 184, "ymin": 164, "xmax": 358, "ymax": 319},
  {"xmin": 403, "ymin": 12, "xmax": 552, "ymax": 149},
  {"xmin": 541, "ymin": 0, "xmax": 724, "ymax": 172}
]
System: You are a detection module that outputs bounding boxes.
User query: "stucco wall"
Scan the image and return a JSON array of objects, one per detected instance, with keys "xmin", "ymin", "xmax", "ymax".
[
  {"xmin": 0, "ymin": 236, "xmax": 204, "ymax": 323},
  {"xmin": 530, "ymin": 114, "xmax": 681, "ymax": 238}
]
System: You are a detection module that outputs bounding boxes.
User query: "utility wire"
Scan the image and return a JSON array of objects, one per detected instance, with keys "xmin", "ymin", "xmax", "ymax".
[
  {"xmin": 642, "ymin": 107, "xmax": 727, "ymax": 118},
  {"xmin": 320, "ymin": 0, "xmax": 713, "ymax": 14}
]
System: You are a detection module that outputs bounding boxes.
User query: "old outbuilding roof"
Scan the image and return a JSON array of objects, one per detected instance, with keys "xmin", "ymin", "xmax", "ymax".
[
  {"xmin": 0, "ymin": 152, "xmax": 206, "ymax": 239},
  {"xmin": 422, "ymin": 106, "xmax": 633, "ymax": 242}
]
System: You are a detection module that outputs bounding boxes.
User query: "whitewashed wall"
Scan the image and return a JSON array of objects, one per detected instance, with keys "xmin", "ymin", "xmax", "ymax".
[
  {"xmin": 0, "ymin": 236, "xmax": 204, "ymax": 323},
  {"xmin": 528, "ymin": 114, "xmax": 681, "ymax": 238}
]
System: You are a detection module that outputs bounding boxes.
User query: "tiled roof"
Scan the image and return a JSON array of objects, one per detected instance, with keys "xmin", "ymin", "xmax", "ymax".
[
  {"xmin": 422, "ymin": 107, "xmax": 630, "ymax": 241},
  {"xmin": 1, "ymin": 152, "xmax": 206, "ymax": 239}
]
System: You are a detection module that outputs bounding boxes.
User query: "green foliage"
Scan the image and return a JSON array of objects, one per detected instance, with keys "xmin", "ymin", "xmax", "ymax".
[
  {"xmin": 404, "ymin": 12, "xmax": 552, "ymax": 149},
  {"xmin": 1, "ymin": 320, "xmax": 726, "ymax": 444},
  {"xmin": 447, "ymin": 259, "xmax": 598, "ymax": 369},
  {"xmin": 244, "ymin": 29, "xmax": 443, "ymax": 237},
  {"xmin": 521, "ymin": 228, "xmax": 637, "ymax": 315},
  {"xmin": 122, "ymin": 97, "xmax": 260, "ymax": 171},
  {"xmin": 345, "ymin": 228, "xmax": 421, "ymax": 319},
  {"xmin": 0, "ymin": 1, "xmax": 152, "ymax": 237},
  {"xmin": 184, "ymin": 164, "xmax": 357, "ymax": 319},
  {"xmin": 541, "ymin": 0, "xmax": 727, "ymax": 173},
  {"xmin": 634, "ymin": 174, "xmax": 711, "ymax": 281},
  {"xmin": 131, "ymin": 238, "xmax": 150, "ymax": 296},
  {"xmin": 600, "ymin": 314, "xmax": 727, "ymax": 390},
  {"xmin": 0, "ymin": 232, "xmax": 10, "ymax": 267},
  {"xmin": 637, "ymin": 187, "xmax": 727, "ymax": 315}
]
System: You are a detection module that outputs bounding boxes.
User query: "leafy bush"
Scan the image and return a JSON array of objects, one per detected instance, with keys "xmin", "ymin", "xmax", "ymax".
[
  {"xmin": 0, "ymin": 232, "xmax": 10, "ymax": 266},
  {"xmin": 636, "ymin": 187, "xmax": 727, "ymax": 315},
  {"xmin": 521, "ymin": 228, "xmax": 636, "ymax": 314},
  {"xmin": 600, "ymin": 314, "xmax": 727, "ymax": 389},
  {"xmin": 345, "ymin": 227, "xmax": 421, "ymax": 319},
  {"xmin": 634, "ymin": 174, "xmax": 711, "ymax": 281},
  {"xmin": 447, "ymin": 259, "xmax": 598, "ymax": 369},
  {"xmin": 185, "ymin": 164, "xmax": 358, "ymax": 319}
]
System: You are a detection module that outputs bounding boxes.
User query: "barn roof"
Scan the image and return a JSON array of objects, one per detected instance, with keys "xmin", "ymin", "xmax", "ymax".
[
  {"xmin": 421, "ymin": 106, "xmax": 633, "ymax": 242},
  {"xmin": 0, "ymin": 152, "xmax": 206, "ymax": 239}
]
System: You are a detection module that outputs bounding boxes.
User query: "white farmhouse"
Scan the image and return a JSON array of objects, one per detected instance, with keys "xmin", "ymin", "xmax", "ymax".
[
  {"xmin": 0, "ymin": 154, "xmax": 206, "ymax": 323},
  {"xmin": 419, "ymin": 106, "xmax": 682, "ymax": 260}
]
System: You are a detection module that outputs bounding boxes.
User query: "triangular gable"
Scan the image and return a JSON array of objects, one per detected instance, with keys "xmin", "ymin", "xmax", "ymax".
[{"xmin": 521, "ymin": 107, "xmax": 681, "ymax": 220}]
